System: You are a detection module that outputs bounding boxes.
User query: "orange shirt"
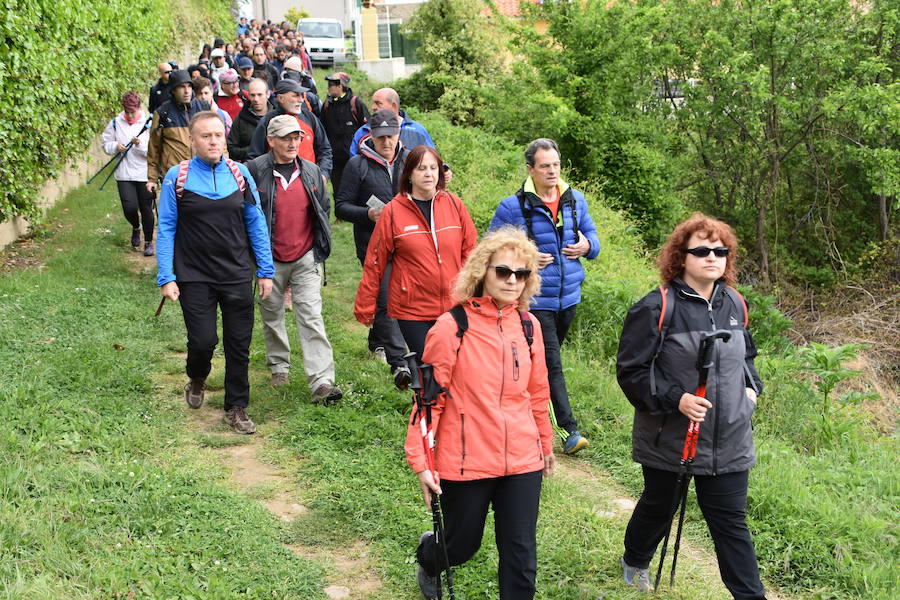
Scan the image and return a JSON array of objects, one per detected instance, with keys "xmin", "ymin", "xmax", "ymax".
[{"xmin": 542, "ymin": 187, "xmax": 561, "ymax": 224}]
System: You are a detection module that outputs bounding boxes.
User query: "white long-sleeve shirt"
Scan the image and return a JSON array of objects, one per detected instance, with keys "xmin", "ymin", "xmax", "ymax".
[{"xmin": 101, "ymin": 111, "xmax": 151, "ymax": 182}]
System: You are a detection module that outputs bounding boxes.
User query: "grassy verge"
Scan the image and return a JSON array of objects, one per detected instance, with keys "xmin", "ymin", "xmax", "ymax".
[{"xmin": 0, "ymin": 188, "xmax": 325, "ymax": 598}]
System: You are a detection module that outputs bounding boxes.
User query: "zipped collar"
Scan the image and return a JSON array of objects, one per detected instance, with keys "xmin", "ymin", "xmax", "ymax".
[
  {"xmin": 523, "ymin": 175, "xmax": 570, "ymax": 199},
  {"xmin": 673, "ymin": 278, "xmax": 724, "ymax": 306},
  {"xmin": 466, "ymin": 296, "xmax": 519, "ymax": 319},
  {"xmin": 192, "ymin": 155, "xmax": 225, "ymax": 171}
]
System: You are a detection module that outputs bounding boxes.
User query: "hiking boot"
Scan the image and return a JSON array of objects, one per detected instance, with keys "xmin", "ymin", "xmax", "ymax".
[
  {"xmin": 563, "ymin": 431, "xmax": 589, "ymax": 455},
  {"xmin": 271, "ymin": 372, "xmax": 289, "ymax": 386},
  {"xmin": 130, "ymin": 228, "xmax": 141, "ymax": 249},
  {"xmin": 621, "ymin": 557, "xmax": 652, "ymax": 592},
  {"xmin": 143, "ymin": 241, "xmax": 155, "ymax": 256},
  {"xmin": 224, "ymin": 406, "xmax": 256, "ymax": 434},
  {"xmin": 371, "ymin": 346, "xmax": 387, "ymax": 364},
  {"xmin": 393, "ymin": 364, "xmax": 412, "ymax": 390},
  {"xmin": 183, "ymin": 378, "xmax": 205, "ymax": 409},
  {"xmin": 417, "ymin": 532, "xmax": 439, "ymax": 599},
  {"xmin": 312, "ymin": 383, "xmax": 342, "ymax": 405}
]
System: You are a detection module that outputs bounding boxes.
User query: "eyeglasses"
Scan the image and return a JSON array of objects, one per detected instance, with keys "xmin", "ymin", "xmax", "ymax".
[
  {"xmin": 489, "ymin": 265, "xmax": 532, "ymax": 281},
  {"xmin": 684, "ymin": 246, "xmax": 729, "ymax": 258}
]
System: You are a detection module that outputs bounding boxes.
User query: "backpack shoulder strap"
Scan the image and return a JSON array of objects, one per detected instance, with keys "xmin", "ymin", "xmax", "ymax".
[
  {"xmin": 449, "ymin": 304, "xmax": 469, "ymax": 356},
  {"xmin": 650, "ymin": 284, "xmax": 675, "ymax": 399},
  {"xmin": 725, "ymin": 285, "xmax": 749, "ymax": 328},
  {"xmin": 174, "ymin": 160, "xmax": 191, "ymax": 201},
  {"xmin": 518, "ymin": 310, "xmax": 534, "ymax": 352},
  {"xmin": 516, "ymin": 188, "xmax": 534, "ymax": 241},
  {"xmin": 224, "ymin": 158, "xmax": 246, "ymax": 192}
]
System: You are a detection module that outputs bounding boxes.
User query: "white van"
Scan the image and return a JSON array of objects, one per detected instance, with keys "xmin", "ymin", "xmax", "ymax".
[{"xmin": 297, "ymin": 18, "xmax": 346, "ymax": 66}]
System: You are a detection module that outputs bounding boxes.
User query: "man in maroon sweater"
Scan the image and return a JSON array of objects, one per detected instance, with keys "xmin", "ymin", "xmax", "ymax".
[{"xmin": 246, "ymin": 115, "xmax": 342, "ymax": 404}]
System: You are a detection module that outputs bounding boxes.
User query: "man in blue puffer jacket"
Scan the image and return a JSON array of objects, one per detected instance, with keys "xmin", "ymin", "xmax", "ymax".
[{"xmin": 490, "ymin": 138, "xmax": 601, "ymax": 455}]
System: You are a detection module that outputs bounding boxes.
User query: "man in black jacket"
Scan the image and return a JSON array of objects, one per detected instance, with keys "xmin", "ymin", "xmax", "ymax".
[
  {"xmin": 247, "ymin": 115, "xmax": 342, "ymax": 404},
  {"xmin": 227, "ymin": 78, "xmax": 272, "ymax": 161},
  {"xmin": 149, "ymin": 63, "xmax": 173, "ymax": 114},
  {"xmin": 322, "ymin": 72, "xmax": 369, "ymax": 197},
  {"xmin": 335, "ymin": 110, "xmax": 410, "ymax": 387},
  {"xmin": 247, "ymin": 79, "xmax": 333, "ymax": 179}
]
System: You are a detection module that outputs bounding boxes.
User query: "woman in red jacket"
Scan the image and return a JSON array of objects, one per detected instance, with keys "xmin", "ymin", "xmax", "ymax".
[
  {"xmin": 354, "ymin": 145, "xmax": 477, "ymax": 360},
  {"xmin": 407, "ymin": 227, "xmax": 557, "ymax": 600}
]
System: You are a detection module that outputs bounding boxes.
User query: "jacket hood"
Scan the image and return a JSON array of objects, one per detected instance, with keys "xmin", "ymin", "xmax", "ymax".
[{"xmin": 359, "ymin": 136, "xmax": 402, "ymax": 167}]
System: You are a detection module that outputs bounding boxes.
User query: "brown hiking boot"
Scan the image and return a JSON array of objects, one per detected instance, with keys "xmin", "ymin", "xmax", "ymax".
[
  {"xmin": 312, "ymin": 383, "xmax": 343, "ymax": 406},
  {"xmin": 271, "ymin": 372, "xmax": 289, "ymax": 386},
  {"xmin": 184, "ymin": 378, "xmax": 205, "ymax": 409},
  {"xmin": 224, "ymin": 406, "xmax": 256, "ymax": 434}
]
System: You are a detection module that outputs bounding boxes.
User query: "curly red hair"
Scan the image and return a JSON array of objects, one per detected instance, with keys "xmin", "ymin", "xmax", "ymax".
[{"xmin": 657, "ymin": 212, "xmax": 739, "ymax": 285}]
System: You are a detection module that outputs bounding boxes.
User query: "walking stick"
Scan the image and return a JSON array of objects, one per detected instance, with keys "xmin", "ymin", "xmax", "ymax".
[
  {"xmin": 654, "ymin": 329, "xmax": 732, "ymax": 591},
  {"xmin": 406, "ymin": 352, "xmax": 456, "ymax": 600},
  {"xmin": 98, "ymin": 116, "xmax": 154, "ymax": 191}
]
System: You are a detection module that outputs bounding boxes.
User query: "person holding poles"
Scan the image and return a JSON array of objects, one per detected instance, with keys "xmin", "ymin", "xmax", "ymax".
[
  {"xmin": 101, "ymin": 92, "xmax": 154, "ymax": 254},
  {"xmin": 615, "ymin": 213, "xmax": 766, "ymax": 599},
  {"xmin": 407, "ymin": 227, "xmax": 556, "ymax": 600},
  {"xmin": 156, "ymin": 111, "xmax": 274, "ymax": 435}
]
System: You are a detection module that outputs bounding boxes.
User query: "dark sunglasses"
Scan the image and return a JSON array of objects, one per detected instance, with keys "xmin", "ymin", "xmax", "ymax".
[
  {"xmin": 684, "ymin": 246, "xmax": 729, "ymax": 258},
  {"xmin": 489, "ymin": 265, "xmax": 532, "ymax": 281}
]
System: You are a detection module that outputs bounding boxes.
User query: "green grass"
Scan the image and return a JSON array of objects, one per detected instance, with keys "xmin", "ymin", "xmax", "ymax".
[{"xmin": 0, "ymin": 187, "xmax": 325, "ymax": 599}]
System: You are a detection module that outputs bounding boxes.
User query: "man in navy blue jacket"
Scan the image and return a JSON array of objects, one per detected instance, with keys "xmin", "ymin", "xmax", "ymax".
[
  {"xmin": 157, "ymin": 111, "xmax": 274, "ymax": 435},
  {"xmin": 490, "ymin": 138, "xmax": 601, "ymax": 455}
]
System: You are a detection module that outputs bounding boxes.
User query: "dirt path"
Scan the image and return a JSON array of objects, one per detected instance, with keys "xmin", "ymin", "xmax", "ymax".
[{"xmin": 176, "ymin": 384, "xmax": 386, "ymax": 600}]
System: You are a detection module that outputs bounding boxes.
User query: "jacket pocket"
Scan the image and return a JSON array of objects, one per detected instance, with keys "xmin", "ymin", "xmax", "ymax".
[
  {"xmin": 511, "ymin": 343, "xmax": 520, "ymax": 382},
  {"xmin": 459, "ymin": 414, "xmax": 467, "ymax": 476},
  {"xmin": 654, "ymin": 414, "xmax": 669, "ymax": 446}
]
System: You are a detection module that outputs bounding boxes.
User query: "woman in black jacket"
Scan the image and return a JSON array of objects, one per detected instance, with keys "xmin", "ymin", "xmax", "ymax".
[{"xmin": 616, "ymin": 213, "xmax": 767, "ymax": 599}]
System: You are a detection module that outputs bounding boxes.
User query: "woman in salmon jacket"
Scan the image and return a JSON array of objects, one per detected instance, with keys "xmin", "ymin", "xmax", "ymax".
[
  {"xmin": 408, "ymin": 227, "xmax": 557, "ymax": 600},
  {"xmin": 354, "ymin": 145, "xmax": 477, "ymax": 361}
]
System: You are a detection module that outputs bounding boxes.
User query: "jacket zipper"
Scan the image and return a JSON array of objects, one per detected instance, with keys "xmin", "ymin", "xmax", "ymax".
[
  {"xmin": 680, "ymin": 284, "xmax": 719, "ymax": 473},
  {"xmin": 497, "ymin": 307, "xmax": 509, "ymax": 476},
  {"xmin": 654, "ymin": 414, "xmax": 669, "ymax": 446}
]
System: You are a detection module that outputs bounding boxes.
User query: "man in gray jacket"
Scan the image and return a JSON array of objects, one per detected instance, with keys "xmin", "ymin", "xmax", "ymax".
[{"xmin": 246, "ymin": 115, "xmax": 342, "ymax": 404}]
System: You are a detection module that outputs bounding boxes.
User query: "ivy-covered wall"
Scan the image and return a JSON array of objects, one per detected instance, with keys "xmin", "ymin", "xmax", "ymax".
[{"xmin": 0, "ymin": 0, "xmax": 234, "ymax": 221}]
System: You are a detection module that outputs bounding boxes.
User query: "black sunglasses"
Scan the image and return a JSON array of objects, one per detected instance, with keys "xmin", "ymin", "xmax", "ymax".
[
  {"xmin": 489, "ymin": 265, "xmax": 532, "ymax": 281},
  {"xmin": 684, "ymin": 246, "xmax": 729, "ymax": 258}
]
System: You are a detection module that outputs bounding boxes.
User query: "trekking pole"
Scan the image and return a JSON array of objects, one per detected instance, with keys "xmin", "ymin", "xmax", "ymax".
[
  {"xmin": 405, "ymin": 351, "xmax": 456, "ymax": 600},
  {"xmin": 654, "ymin": 329, "xmax": 732, "ymax": 591},
  {"xmin": 86, "ymin": 152, "xmax": 121, "ymax": 185},
  {"xmin": 98, "ymin": 116, "xmax": 154, "ymax": 191}
]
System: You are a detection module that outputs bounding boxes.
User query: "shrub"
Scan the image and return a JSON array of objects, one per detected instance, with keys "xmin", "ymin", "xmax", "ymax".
[{"xmin": 0, "ymin": 0, "xmax": 233, "ymax": 221}]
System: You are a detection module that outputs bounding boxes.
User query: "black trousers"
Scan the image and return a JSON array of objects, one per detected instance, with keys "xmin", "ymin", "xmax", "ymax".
[
  {"xmin": 624, "ymin": 466, "xmax": 766, "ymax": 600},
  {"xmin": 417, "ymin": 470, "xmax": 543, "ymax": 600},
  {"xmin": 397, "ymin": 319, "xmax": 436, "ymax": 360},
  {"xmin": 532, "ymin": 307, "xmax": 579, "ymax": 434},
  {"xmin": 178, "ymin": 282, "xmax": 254, "ymax": 410},
  {"xmin": 330, "ymin": 158, "xmax": 347, "ymax": 198},
  {"xmin": 116, "ymin": 180, "xmax": 155, "ymax": 241},
  {"xmin": 364, "ymin": 262, "xmax": 407, "ymax": 368}
]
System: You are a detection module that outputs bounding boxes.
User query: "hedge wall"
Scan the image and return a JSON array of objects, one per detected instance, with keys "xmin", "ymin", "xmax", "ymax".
[{"xmin": 0, "ymin": 0, "xmax": 233, "ymax": 221}]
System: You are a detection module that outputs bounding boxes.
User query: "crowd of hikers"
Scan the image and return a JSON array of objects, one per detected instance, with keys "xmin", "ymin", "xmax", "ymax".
[{"xmin": 96, "ymin": 15, "xmax": 770, "ymax": 600}]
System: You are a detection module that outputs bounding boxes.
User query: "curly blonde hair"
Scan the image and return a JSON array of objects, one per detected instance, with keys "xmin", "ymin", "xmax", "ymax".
[{"xmin": 453, "ymin": 226, "xmax": 541, "ymax": 311}]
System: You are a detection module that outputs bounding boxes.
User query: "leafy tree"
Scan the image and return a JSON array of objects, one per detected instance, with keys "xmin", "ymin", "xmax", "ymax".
[{"xmin": 283, "ymin": 6, "xmax": 310, "ymax": 26}]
